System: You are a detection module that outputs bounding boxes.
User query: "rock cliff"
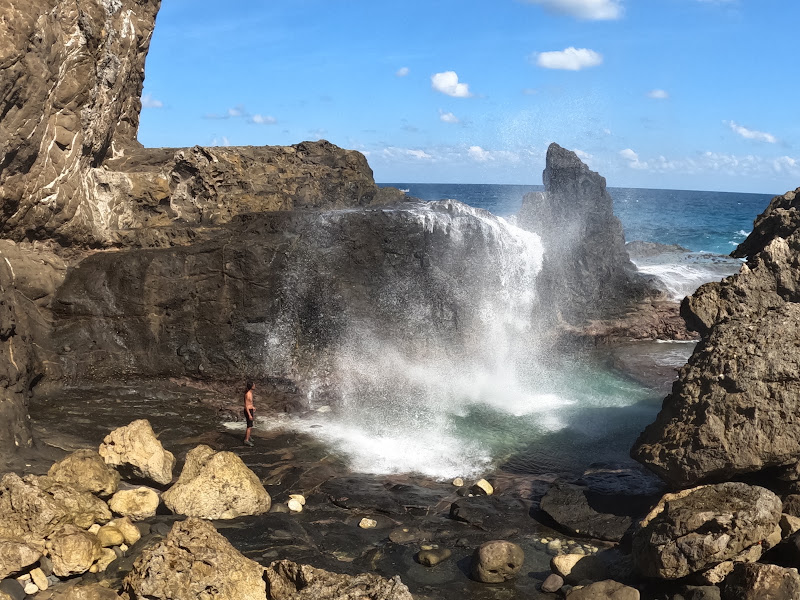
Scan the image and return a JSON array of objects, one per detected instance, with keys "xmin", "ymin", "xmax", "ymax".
[
  {"xmin": 517, "ymin": 143, "xmax": 660, "ymax": 326},
  {"xmin": 633, "ymin": 186, "xmax": 800, "ymax": 487}
]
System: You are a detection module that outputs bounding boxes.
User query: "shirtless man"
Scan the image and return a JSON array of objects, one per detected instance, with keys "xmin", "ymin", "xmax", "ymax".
[{"xmin": 243, "ymin": 381, "xmax": 255, "ymax": 446}]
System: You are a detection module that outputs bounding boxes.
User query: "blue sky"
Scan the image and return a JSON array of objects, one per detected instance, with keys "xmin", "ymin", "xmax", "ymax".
[{"xmin": 138, "ymin": 0, "xmax": 799, "ymax": 193}]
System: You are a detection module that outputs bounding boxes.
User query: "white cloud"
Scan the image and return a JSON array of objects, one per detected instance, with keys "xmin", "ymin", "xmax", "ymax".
[
  {"xmin": 574, "ymin": 149, "xmax": 593, "ymax": 161},
  {"xmin": 521, "ymin": 0, "xmax": 623, "ymax": 20},
  {"xmin": 468, "ymin": 146, "xmax": 491, "ymax": 162},
  {"xmin": 407, "ymin": 149, "xmax": 433, "ymax": 160},
  {"xmin": 381, "ymin": 147, "xmax": 434, "ymax": 161},
  {"xmin": 467, "ymin": 146, "xmax": 521, "ymax": 163},
  {"xmin": 250, "ymin": 114, "xmax": 277, "ymax": 125},
  {"xmin": 396, "ymin": 67, "xmax": 410, "ymax": 77},
  {"xmin": 725, "ymin": 120, "xmax": 777, "ymax": 144},
  {"xmin": 431, "ymin": 71, "xmax": 472, "ymax": 98},
  {"xmin": 620, "ymin": 148, "xmax": 648, "ymax": 169},
  {"xmin": 439, "ymin": 110, "xmax": 459, "ymax": 124},
  {"xmin": 534, "ymin": 47, "xmax": 603, "ymax": 71},
  {"xmin": 141, "ymin": 93, "xmax": 163, "ymax": 109},
  {"xmin": 227, "ymin": 106, "xmax": 245, "ymax": 118},
  {"xmin": 647, "ymin": 89, "xmax": 669, "ymax": 99}
]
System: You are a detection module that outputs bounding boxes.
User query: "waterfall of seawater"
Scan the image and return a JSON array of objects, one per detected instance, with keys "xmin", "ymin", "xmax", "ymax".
[{"xmin": 251, "ymin": 200, "xmax": 654, "ymax": 479}]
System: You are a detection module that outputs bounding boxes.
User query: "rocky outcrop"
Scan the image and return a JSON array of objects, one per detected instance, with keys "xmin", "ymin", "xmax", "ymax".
[
  {"xmin": 264, "ymin": 559, "xmax": 414, "ymax": 600},
  {"xmin": 633, "ymin": 184, "xmax": 800, "ymax": 486},
  {"xmin": 161, "ymin": 445, "xmax": 270, "ymax": 519},
  {"xmin": 632, "ymin": 483, "xmax": 782, "ymax": 580},
  {"xmin": 517, "ymin": 143, "xmax": 659, "ymax": 326},
  {"xmin": 124, "ymin": 517, "xmax": 266, "ymax": 600},
  {"xmin": 98, "ymin": 420, "xmax": 174, "ymax": 486},
  {"xmin": 731, "ymin": 187, "xmax": 800, "ymax": 259}
]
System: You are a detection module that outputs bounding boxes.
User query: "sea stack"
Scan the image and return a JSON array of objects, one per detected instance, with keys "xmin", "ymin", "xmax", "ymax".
[{"xmin": 517, "ymin": 143, "xmax": 658, "ymax": 326}]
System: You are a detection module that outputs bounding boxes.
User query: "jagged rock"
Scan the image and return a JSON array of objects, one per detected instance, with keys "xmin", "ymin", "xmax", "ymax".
[
  {"xmin": 0, "ymin": 473, "xmax": 70, "ymax": 547},
  {"xmin": 264, "ymin": 559, "xmax": 413, "ymax": 600},
  {"xmin": 107, "ymin": 517, "xmax": 140, "ymax": 546},
  {"xmin": 0, "ymin": 541, "xmax": 40, "ymax": 580},
  {"xmin": 25, "ymin": 476, "xmax": 112, "ymax": 529},
  {"xmin": 108, "ymin": 487, "xmax": 160, "ymax": 521},
  {"xmin": 470, "ymin": 540, "xmax": 524, "ymax": 583},
  {"xmin": 732, "ymin": 187, "xmax": 800, "ymax": 259},
  {"xmin": 46, "ymin": 525, "xmax": 102, "ymax": 577},
  {"xmin": 99, "ymin": 420, "xmax": 175, "ymax": 486},
  {"xmin": 566, "ymin": 580, "xmax": 639, "ymax": 599},
  {"xmin": 723, "ymin": 562, "xmax": 800, "ymax": 600},
  {"xmin": 124, "ymin": 517, "xmax": 265, "ymax": 600},
  {"xmin": 632, "ymin": 483, "xmax": 782, "ymax": 579},
  {"xmin": 517, "ymin": 143, "xmax": 658, "ymax": 325},
  {"xmin": 632, "ymin": 303, "xmax": 800, "ymax": 486},
  {"xmin": 674, "ymin": 586, "xmax": 721, "ymax": 600},
  {"xmin": 161, "ymin": 445, "xmax": 270, "ymax": 519},
  {"xmin": 47, "ymin": 450, "xmax": 120, "ymax": 498}
]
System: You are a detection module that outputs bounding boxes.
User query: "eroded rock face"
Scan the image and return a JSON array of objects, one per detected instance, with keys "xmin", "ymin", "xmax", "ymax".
[
  {"xmin": 46, "ymin": 525, "xmax": 102, "ymax": 578},
  {"xmin": 0, "ymin": 540, "xmax": 40, "ymax": 580},
  {"xmin": 265, "ymin": 559, "xmax": 414, "ymax": 600},
  {"xmin": 517, "ymin": 143, "xmax": 658, "ymax": 325},
  {"xmin": 723, "ymin": 562, "xmax": 800, "ymax": 600},
  {"xmin": 161, "ymin": 445, "xmax": 270, "ymax": 519},
  {"xmin": 98, "ymin": 420, "xmax": 174, "ymax": 486},
  {"xmin": 0, "ymin": 473, "xmax": 70, "ymax": 546},
  {"xmin": 124, "ymin": 517, "xmax": 266, "ymax": 600},
  {"xmin": 632, "ymin": 483, "xmax": 782, "ymax": 580},
  {"xmin": 732, "ymin": 187, "xmax": 800, "ymax": 259}
]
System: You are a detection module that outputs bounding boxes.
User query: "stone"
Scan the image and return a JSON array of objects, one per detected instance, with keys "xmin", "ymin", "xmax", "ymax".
[
  {"xmin": 632, "ymin": 483, "xmax": 782, "ymax": 579},
  {"xmin": 99, "ymin": 420, "xmax": 175, "ymax": 486},
  {"xmin": 264, "ymin": 559, "xmax": 413, "ymax": 600},
  {"xmin": 46, "ymin": 525, "xmax": 102, "ymax": 577},
  {"xmin": 416, "ymin": 548, "xmax": 451, "ymax": 567},
  {"xmin": 96, "ymin": 525, "xmax": 124, "ymax": 548},
  {"xmin": 540, "ymin": 481, "xmax": 634, "ymax": 542},
  {"xmin": 29, "ymin": 569, "xmax": 47, "ymax": 592},
  {"xmin": 470, "ymin": 540, "xmax": 524, "ymax": 583},
  {"xmin": 541, "ymin": 573, "xmax": 564, "ymax": 593},
  {"xmin": 551, "ymin": 554, "xmax": 609, "ymax": 585},
  {"xmin": 161, "ymin": 445, "xmax": 270, "ymax": 519},
  {"xmin": 124, "ymin": 518, "xmax": 266, "ymax": 600},
  {"xmin": 23, "ymin": 582, "xmax": 37, "ymax": 595},
  {"xmin": 40, "ymin": 583, "xmax": 122, "ymax": 599},
  {"xmin": 452, "ymin": 478, "xmax": 464, "ymax": 487},
  {"xmin": 723, "ymin": 562, "xmax": 800, "ymax": 600},
  {"xmin": 566, "ymin": 580, "xmax": 640, "ymax": 600},
  {"xmin": 94, "ymin": 548, "xmax": 117, "ymax": 573},
  {"xmin": 0, "ymin": 541, "xmax": 40, "ymax": 580},
  {"xmin": 289, "ymin": 494, "xmax": 306, "ymax": 506},
  {"xmin": 781, "ymin": 513, "xmax": 800, "ymax": 537},
  {"xmin": 46, "ymin": 450, "xmax": 120, "ymax": 498},
  {"xmin": 26, "ymin": 476, "xmax": 112, "ymax": 530},
  {"xmin": 359, "ymin": 518, "xmax": 377, "ymax": 529},
  {"xmin": 471, "ymin": 479, "xmax": 493, "ymax": 496},
  {"xmin": 0, "ymin": 579, "xmax": 24, "ymax": 600},
  {"xmin": 0, "ymin": 473, "xmax": 69, "ymax": 547},
  {"xmin": 107, "ymin": 517, "xmax": 140, "ymax": 546},
  {"xmin": 287, "ymin": 499, "xmax": 303, "ymax": 513},
  {"xmin": 676, "ymin": 586, "xmax": 721, "ymax": 600},
  {"xmin": 517, "ymin": 143, "xmax": 658, "ymax": 326},
  {"xmin": 108, "ymin": 487, "xmax": 160, "ymax": 521},
  {"xmin": 783, "ymin": 494, "xmax": 800, "ymax": 517}
]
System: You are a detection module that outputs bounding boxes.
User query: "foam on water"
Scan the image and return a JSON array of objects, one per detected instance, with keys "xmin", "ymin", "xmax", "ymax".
[{"xmin": 633, "ymin": 253, "xmax": 742, "ymax": 301}]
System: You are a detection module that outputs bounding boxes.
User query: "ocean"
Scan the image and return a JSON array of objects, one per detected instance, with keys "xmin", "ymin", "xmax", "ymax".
[{"xmin": 229, "ymin": 185, "xmax": 774, "ymax": 479}]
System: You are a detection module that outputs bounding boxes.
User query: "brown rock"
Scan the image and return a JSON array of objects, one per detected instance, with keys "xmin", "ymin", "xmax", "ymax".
[
  {"xmin": 47, "ymin": 450, "xmax": 120, "ymax": 498},
  {"xmin": 723, "ymin": 562, "xmax": 800, "ymax": 600},
  {"xmin": 108, "ymin": 487, "xmax": 160, "ymax": 521},
  {"xmin": 0, "ymin": 540, "xmax": 40, "ymax": 580},
  {"xmin": 124, "ymin": 517, "xmax": 266, "ymax": 600},
  {"xmin": 416, "ymin": 548, "xmax": 451, "ymax": 567},
  {"xmin": 0, "ymin": 473, "xmax": 69, "ymax": 547},
  {"xmin": 632, "ymin": 483, "xmax": 782, "ymax": 579},
  {"xmin": 264, "ymin": 559, "xmax": 413, "ymax": 600},
  {"xmin": 28, "ymin": 476, "xmax": 112, "ymax": 529},
  {"xmin": 96, "ymin": 525, "xmax": 124, "ymax": 548},
  {"xmin": 541, "ymin": 573, "xmax": 564, "ymax": 593},
  {"xmin": 46, "ymin": 525, "xmax": 102, "ymax": 577},
  {"xmin": 99, "ymin": 420, "xmax": 175, "ymax": 486},
  {"xmin": 470, "ymin": 540, "xmax": 524, "ymax": 583},
  {"xmin": 161, "ymin": 445, "xmax": 270, "ymax": 519},
  {"xmin": 566, "ymin": 579, "xmax": 639, "ymax": 599}
]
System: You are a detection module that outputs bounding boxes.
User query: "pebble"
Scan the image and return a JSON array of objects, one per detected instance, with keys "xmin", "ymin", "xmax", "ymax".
[
  {"xmin": 417, "ymin": 548, "xmax": 452, "ymax": 567},
  {"xmin": 88, "ymin": 524, "xmax": 101, "ymax": 534},
  {"xmin": 546, "ymin": 540, "xmax": 562, "ymax": 555},
  {"xmin": 23, "ymin": 582, "xmax": 39, "ymax": 595},
  {"xmin": 15, "ymin": 574, "xmax": 30, "ymax": 582},
  {"xmin": 452, "ymin": 477, "xmax": 464, "ymax": 487},
  {"xmin": 287, "ymin": 499, "xmax": 303, "ymax": 513},
  {"xmin": 358, "ymin": 518, "xmax": 377, "ymax": 529},
  {"xmin": 541, "ymin": 573, "xmax": 564, "ymax": 593},
  {"xmin": 471, "ymin": 479, "xmax": 493, "ymax": 495},
  {"xmin": 289, "ymin": 494, "xmax": 306, "ymax": 506},
  {"xmin": 30, "ymin": 568, "xmax": 48, "ymax": 591}
]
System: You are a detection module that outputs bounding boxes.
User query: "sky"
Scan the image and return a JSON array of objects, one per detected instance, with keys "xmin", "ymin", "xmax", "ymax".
[{"xmin": 138, "ymin": 0, "xmax": 800, "ymax": 194}]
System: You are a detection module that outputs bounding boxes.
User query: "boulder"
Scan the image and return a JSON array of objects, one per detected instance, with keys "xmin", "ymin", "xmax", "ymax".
[
  {"xmin": 566, "ymin": 580, "xmax": 639, "ymax": 599},
  {"xmin": 517, "ymin": 143, "xmax": 658, "ymax": 326},
  {"xmin": 551, "ymin": 554, "xmax": 609, "ymax": 585},
  {"xmin": 470, "ymin": 540, "xmax": 524, "ymax": 583},
  {"xmin": 632, "ymin": 483, "xmax": 782, "ymax": 579},
  {"xmin": 47, "ymin": 450, "xmax": 120, "ymax": 498},
  {"xmin": 542, "ymin": 573, "xmax": 564, "ymax": 593},
  {"xmin": 632, "ymin": 303, "xmax": 800, "ymax": 486},
  {"xmin": 0, "ymin": 473, "xmax": 69, "ymax": 546},
  {"xmin": 540, "ymin": 481, "xmax": 634, "ymax": 542},
  {"xmin": 99, "ymin": 420, "xmax": 175, "ymax": 486},
  {"xmin": 0, "ymin": 541, "xmax": 40, "ymax": 580},
  {"xmin": 46, "ymin": 525, "xmax": 102, "ymax": 577},
  {"xmin": 124, "ymin": 517, "xmax": 266, "ymax": 600},
  {"xmin": 161, "ymin": 445, "xmax": 270, "ymax": 519},
  {"xmin": 108, "ymin": 487, "xmax": 160, "ymax": 521},
  {"xmin": 723, "ymin": 562, "xmax": 800, "ymax": 600},
  {"xmin": 264, "ymin": 559, "xmax": 413, "ymax": 600},
  {"xmin": 27, "ymin": 476, "xmax": 112, "ymax": 529}
]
